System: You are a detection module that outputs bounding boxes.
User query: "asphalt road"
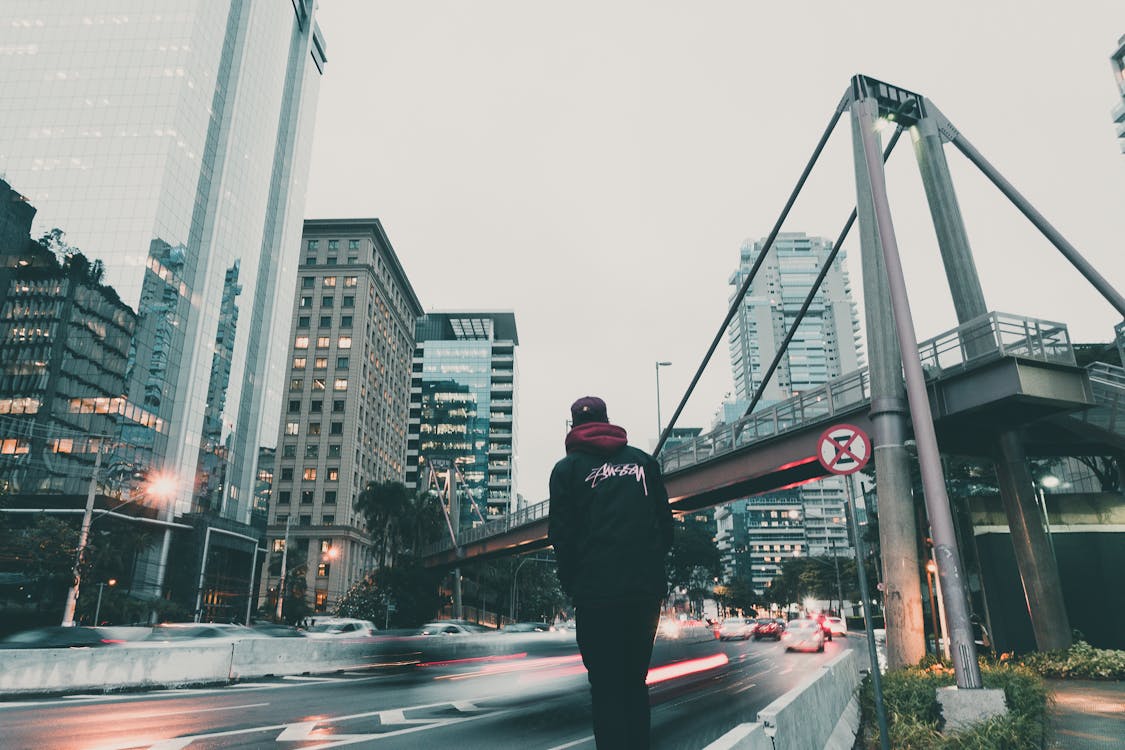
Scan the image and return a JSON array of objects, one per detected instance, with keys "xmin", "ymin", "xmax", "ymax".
[{"xmin": 0, "ymin": 634, "xmax": 858, "ymax": 750}]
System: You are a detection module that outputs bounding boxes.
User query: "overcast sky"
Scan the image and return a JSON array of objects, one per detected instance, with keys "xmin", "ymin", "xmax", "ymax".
[{"xmin": 305, "ymin": 1, "xmax": 1125, "ymax": 502}]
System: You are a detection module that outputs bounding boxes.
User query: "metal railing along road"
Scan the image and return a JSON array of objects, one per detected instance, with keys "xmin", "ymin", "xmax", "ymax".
[{"xmin": 421, "ymin": 312, "xmax": 1073, "ymax": 558}]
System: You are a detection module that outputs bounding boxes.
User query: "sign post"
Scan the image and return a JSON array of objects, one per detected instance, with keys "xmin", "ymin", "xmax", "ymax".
[{"xmin": 818, "ymin": 423, "xmax": 889, "ymax": 750}]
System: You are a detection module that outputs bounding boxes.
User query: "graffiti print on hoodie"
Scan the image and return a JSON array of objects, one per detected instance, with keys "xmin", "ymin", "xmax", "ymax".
[{"xmin": 584, "ymin": 462, "xmax": 648, "ymax": 495}]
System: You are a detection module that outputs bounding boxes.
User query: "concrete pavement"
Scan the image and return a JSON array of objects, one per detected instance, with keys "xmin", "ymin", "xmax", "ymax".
[{"xmin": 1047, "ymin": 679, "xmax": 1125, "ymax": 750}]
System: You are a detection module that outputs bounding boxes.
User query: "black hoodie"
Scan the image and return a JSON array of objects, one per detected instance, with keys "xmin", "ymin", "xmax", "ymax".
[{"xmin": 548, "ymin": 422, "xmax": 674, "ymax": 607}]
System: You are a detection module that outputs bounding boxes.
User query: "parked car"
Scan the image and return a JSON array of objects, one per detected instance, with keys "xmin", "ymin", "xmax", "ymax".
[
  {"xmin": 303, "ymin": 618, "xmax": 378, "ymax": 637},
  {"xmin": 502, "ymin": 621, "xmax": 554, "ymax": 633},
  {"xmin": 782, "ymin": 619, "xmax": 825, "ymax": 652},
  {"xmin": 718, "ymin": 618, "xmax": 755, "ymax": 640},
  {"xmin": 144, "ymin": 623, "xmax": 266, "ymax": 642},
  {"xmin": 0, "ymin": 626, "xmax": 126, "ymax": 649},
  {"xmin": 416, "ymin": 620, "xmax": 493, "ymax": 636},
  {"xmin": 751, "ymin": 618, "xmax": 784, "ymax": 641},
  {"xmin": 825, "ymin": 617, "xmax": 847, "ymax": 638}
]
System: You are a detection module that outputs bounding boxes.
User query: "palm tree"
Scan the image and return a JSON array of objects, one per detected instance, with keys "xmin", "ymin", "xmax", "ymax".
[{"xmin": 354, "ymin": 480, "xmax": 409, "ymax": 569}]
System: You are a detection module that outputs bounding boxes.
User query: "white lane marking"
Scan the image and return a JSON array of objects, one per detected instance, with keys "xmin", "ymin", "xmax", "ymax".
[
  {"xmin": 276, "ymin": 720, "xmax": 320, "ymax": 740},
  {"xmin": 133, "ymin": 702, "xmax": 269, "ymax": 720},
  {"xmin": 148, "ymin": 739, "xmax": 194, "ymax": 750},
  {"xmin": 282, "ymin": 675, "xmax": 338, "ymax": 682},
  {"xmin": 702, "ymin": 722, "xmax": 761, "ymax": 750},
  {"xmin": 732, "ymin": 682, "xmax": 757, "ymax": 694},
  {"xmin": 545, "ymin": 737, "xmax": 594, "ymax": 750}
]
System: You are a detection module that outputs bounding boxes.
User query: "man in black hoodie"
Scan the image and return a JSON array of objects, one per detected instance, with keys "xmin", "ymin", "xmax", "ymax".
[{"xmin": 549, "ymin": 396, "xmax": 674, "ymax": 750}]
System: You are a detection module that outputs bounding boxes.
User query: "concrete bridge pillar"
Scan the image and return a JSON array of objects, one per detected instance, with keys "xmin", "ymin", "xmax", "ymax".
[
  {"xmin": 851, "ymin": 97, "xmax": 927, "ymax": 669},
  {"xmin": 994, "ymin": 432, "xmax": 1072, "ymax": 651}
]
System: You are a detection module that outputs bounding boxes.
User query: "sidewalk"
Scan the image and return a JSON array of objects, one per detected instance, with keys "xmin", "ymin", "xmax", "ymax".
[{"xmin": 1046, "ymin": 679, "xmax": 1125, "ymax": 749}]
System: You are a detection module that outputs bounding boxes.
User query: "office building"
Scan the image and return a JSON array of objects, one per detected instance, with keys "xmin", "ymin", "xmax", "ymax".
[
  {"xmin": 406, "ymin": 312, "xmax": 518, "ymax": 527},
  {"xmin": 263, "ymin": 219, "xmax": 422, "ymax": 614},
  {"xmin": 0, "ymin": 3, "xmax": 327, "ymax": 609},
  {"xmin": 1112, "ymin": 35, "xmax": 1125, "ymax": 153},
  {"xmin": 718, "ymin": 233, "xmax": 863, "ymax": 596}
]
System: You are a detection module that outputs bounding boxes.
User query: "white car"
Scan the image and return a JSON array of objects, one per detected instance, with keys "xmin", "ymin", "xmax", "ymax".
[
  {"xmin": 718, "ymin": 618, "xmax": 755, "ymax": 640},
  {"xmin": 825, "ymin": 617, "xmax": 848, "ymax": 637},
  {"xmin": 782, "ymin": 619, "xmax": 825, "ymax": 653},
  {"xmin": 303, "ymin": 617, "xmax": 378, "ymax": 637}
]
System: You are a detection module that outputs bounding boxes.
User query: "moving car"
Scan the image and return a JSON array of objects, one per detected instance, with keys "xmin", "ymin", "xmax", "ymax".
[
  {"xmin": 502, "ymin": 621, "xmax": 554, "ymax": 633},
  {"xmin": 304, "ymin": 617, "xmax": 378, "ymax": 637},
  {"xmin": 144, "ymin": 623, "xmax": 267, "ymax": 642},
  {"xmin": 825, "ymin": 616, "xmax": 847, "ymax": 638},
  {"xmin": 718, "ymin": 618, "xmax": 755, "ymax": 640},
  {"xmin": 415, "ymin": 620, "xmax": 493, "ymax": 636},
  {"xmin": 0, "ymin": 626, "xmax": 125, "ymax": 649},
  {"xmin": 782, "ymin": 619, "xmax": 825, "ymax": 652},
  {"xmin": 751, "ymin": 618, "xmax": 784, "ymax": 641}
]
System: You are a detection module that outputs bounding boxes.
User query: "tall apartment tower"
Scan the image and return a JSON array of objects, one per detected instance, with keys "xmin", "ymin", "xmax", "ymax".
[
  {"xmin": 717, "ymin": 233, "xmax": 863, "ymax": 595},
  {"xmin": 406, "ymin": 313, "xmax": 518, "ymax": 527},
  {"xmin": 264, "ymin": 219, "xmax": 422, "ymax": 614},
  {"xmin": 0, "ymin": 2, "xmax": 325, "ymax": 527},
  {"xmin": 1112, "ymin": 35, "xmax": 1125, "ymax": 152}
]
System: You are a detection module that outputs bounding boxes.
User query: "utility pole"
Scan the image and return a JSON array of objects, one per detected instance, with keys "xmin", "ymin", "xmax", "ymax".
[
  {"xmin": 62, "ymin": 446, "xmax": 102, "ymax": 627},
  {"xmin": 275, "ymin": 514, "xmax": 291, "ymax": 622}
]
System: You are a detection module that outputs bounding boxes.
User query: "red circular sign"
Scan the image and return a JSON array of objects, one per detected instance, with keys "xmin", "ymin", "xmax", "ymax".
[{"xmin": 817, "ymin": 423, "xmax": 871, "ymax": 475}]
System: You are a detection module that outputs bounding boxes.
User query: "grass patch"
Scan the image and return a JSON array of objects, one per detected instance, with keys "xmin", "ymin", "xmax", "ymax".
[
  {"xmin": 1014, "ymin": 641, "xmax": 1125, "ymax": 680},
  {"xmin": 857, "ymin": 659, "xmax": 1049, "ymax": 749}
]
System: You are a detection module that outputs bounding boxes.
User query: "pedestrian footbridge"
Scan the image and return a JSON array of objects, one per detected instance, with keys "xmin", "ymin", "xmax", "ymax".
[{"xmin": 421, "ymin": 311, "xmax": 1119, "ymax": 568}]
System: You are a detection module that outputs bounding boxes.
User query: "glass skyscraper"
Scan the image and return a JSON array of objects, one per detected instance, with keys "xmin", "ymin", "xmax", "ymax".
[
  {"xmin": 1111, "ymin": 34, "xmax": 1125, "ymax": 153},
  {"xmin": 407, "ymin": 313, "xmax": 518, "ymax": 527},
  {"xmin": 717, "ymin": 232, "xmax": 863, "ymax": 595},
  {"xmin": 0, "ymin": 3, "xmax": 326, "ymax": 617},
  {"xmin": 0, "ymin": 1, "xmax": 326, "ymax": 531}
]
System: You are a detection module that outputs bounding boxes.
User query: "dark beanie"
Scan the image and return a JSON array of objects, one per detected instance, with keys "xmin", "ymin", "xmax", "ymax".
[{"xmin": 570, "ymin": 396, "xmax": 608, "ymax": 425}]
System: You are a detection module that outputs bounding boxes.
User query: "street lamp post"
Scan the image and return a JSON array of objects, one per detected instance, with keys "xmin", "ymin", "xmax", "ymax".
[
  {"xmin": 62, "ymin": 446, "xmax": 103, "ymax": 627},
  {"xmin": 655, "ymin": 361, "xmax": 672, "ymax": 442},
  {"xmin": 275, "ymin": 514, "xmax": 292, "ymax": 623},
  {"xmin": 93, "ymin": 579, "xmax": 116, "ymax": 626}
]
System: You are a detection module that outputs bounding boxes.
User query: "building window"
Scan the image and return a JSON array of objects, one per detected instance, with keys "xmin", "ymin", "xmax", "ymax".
[
  {"xmin": 342, "ymin": 296, "xmax": 354, "ymax": 308},
  {"xmin": 297, "ymin": 316, "xmax": 310, "ymax": 329},
  {"xmin": 314, "ymin": 357, "xmax": 328, "ymax": 369},
  {"xmin": 337, "ymin": 336, "xmax": 352, "ymax": 349},
  {"xmin": 348, "ymin": 240, "xmax": 359, "ymax": 250},
  {"xmin": 281, "ymin": 468, "xmax": 293, "ymax": 481},
  {"xmin": 288, "ymin": 400, "xmax": 300, "ymax": 413},
  {"xmin": 310, "ymin": 400, "xmax": 322, "ymax": 413},
  {"xmin": 328, "ymin": 444, "xmax": 342, "ymax": 458},
  {"xmin": 327, "ymin": 467, "xmax": 339, "ymax": 482},
  {"xmin": 333, "ymin": 378, "xmax": 348, "ymax": 391},
  {"xmin": 305, "ymin": 443, "xmax": 319, "ymax": 458},
  {"xmin": 328, "ymin": 240, "xmax": 339, "ymax": 250},
  {"xmin": 325, "ymin": 490, "xmax": 337, "ymax": 505},
  {"xmin": 282, "ymin": 444, "xmax": 296, "ymax": 458},
  {"xmin": 301, "ymin": 277, "xmax": 314, "ymax": 289},
  {"xmin": 347, "ymin": 256, "xmax": 357, "ymax": 264},
  {"xmin": 323, "ymin": 276, "xmax": 336, "ymax": 288},
  {"xmin": 308, "ymin": 240, "xmax": 319, "ymax": 250},
  {"xmin": 332, "ymin": 400, "xmax": 345, "ymax": 413},
  {"xmin": 337, "ymin": 357, "xmax": 349, "ymax": 369},
  {"xmin": 323, "ymin": 515, "xmax": 335, "ymax": 525},
  {"xmin": 326, "ymin": 256, "xmax": 337, "ymax": 266},
  {"xmin": 277, "ymin": 490, "xmax": 291, "ymax": 505},
  {"xmin": 308, "ymin": 423, "xmax": 321, "ymax": 436},
  {"xmin": 344, "ymin": 276, "xmax": 358, "ymax": 287},
  {"xmin": 294, "ymin": 336, "xmax": 309, "ymax": 349},
  {"xmin": 300, "ymin": 515, "xmax": 312, "ymax": 527},
  {"xmin": 317, "ymin": 563, "xmax": 329, "ymax": 577},
  {"xmin": 322, "ymin": 296, "xmax": 334, "ymax": 308},
  {"xmin": 303, "ymin": 468, "xmax": 317, "ymax": 481},
  {"xmin": 312, "ymin": 377, "xmax": 326, "ymax": 391},
  {"xmin": 284, "ymin": 422, "xmax": 299, "ymax": 436},
  {"xmin": 302, "ymin": 490, "xmax": 314, "ymax": 504},
  {"xmin": 289, "ymin": 378, "xmax": 302, "ymax": 391},
  {"xmin": 330, "ymin": 422, "xmax": 343, "ymax": 436},
  {"xmin": 316, "ymin": 336, "xmax": 330, "ymax": 349},
  {"xmin": 276, "ymin": 514, "xmax": 289, "ymax": 526},
  {"xmin": 292, "ymin": 357, "xmax": 306, "ymax": 370},
  {"xmin": 300, "ymin": 296, "xmax": 312, "ymax": 309},
  {"xmin": 319, "ymin": 315, "xmax": 332, "ymax": 328},
  {"xmin": 306, "ymin": 256, "xmax": 316, "ymax": 266},
  {"xmin": 340, "ymin": 316, "xmax": 352, "ymax": 328}
]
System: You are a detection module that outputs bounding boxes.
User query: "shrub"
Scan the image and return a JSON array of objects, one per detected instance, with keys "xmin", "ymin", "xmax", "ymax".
[
  {"xmin": 1015, "ymin": 641, "xmax": 1125, "ymax": 681},
  {"xmin": 858, "ymin": 661, "xmax": 1048, "ymax": 749}
]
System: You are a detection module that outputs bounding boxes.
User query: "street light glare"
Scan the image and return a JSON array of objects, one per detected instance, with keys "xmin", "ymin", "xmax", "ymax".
[
  {"xmin": 1039, "ymin": 475, "xmax": 1061, "ymax": 489},
  {"xmin": 146, "ymin": 471, "xmax": 178, "ymax": 500}
]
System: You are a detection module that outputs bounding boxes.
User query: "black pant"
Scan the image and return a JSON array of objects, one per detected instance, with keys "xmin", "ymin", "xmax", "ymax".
[{"xmin": 576, "ymin": 600, "xmax": 661, "ymax": 750}]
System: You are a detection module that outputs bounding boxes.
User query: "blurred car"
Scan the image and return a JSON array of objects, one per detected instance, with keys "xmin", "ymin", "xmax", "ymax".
[
  {"xmin": 782, "ymin": 619, "xmax": 825, "ymax": 653},
  {"xmin": 415, "ymin": 620, "xmax": 493, "ymax": 636},
  {"xmin": 657, "ymin": 617, "xmax": 682, "ymax": 639},
  {"xmin": 502, "ymin": 621, "xmax": 555, "ymax": 633},
  {"xmin": 751, "ymin": 618, "xmax": 784, "ymax": 641},
  {"xmin": 718, "ymin": 618, "xmax": 755, "ymax": 641},
  {"xmin": 250, "ymin": 622, "xmax": 306, "ymax": 638},
  {"xmin": 814, "ymin": 613, "xmax": 834, "ymax": 641},
  {"xmin": 144, "ymin": 623, "xmax": 266, "ymax": 642},
  {"xmin": 0, "ymin": 626, "xmax": 125, "ymax": 649},
  {"xmin": 303, "ymin": 618, "xmax": 378, "ymax": 637},
  {"xmin": 825, "ymin": 617, "xmax": 847, "ymax": 638}
]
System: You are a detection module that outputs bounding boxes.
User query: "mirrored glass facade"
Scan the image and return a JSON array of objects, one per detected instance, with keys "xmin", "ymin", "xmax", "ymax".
[{"xmin": 0, "ymin": 1, "xmax": 327, "ymax": 528}]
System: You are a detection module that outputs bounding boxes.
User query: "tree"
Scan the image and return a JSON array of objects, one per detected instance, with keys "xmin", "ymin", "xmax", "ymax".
[
  {"xmin": 355, "ymin": 480, "xmax": 410, "ymax": 569},
  {"xmin": 668, "ymin": 522, "xmax": 721, "ymax": 614},
  {"xmin": 337, "ymin": 564, "xmax": 444, "ymax": 628}
]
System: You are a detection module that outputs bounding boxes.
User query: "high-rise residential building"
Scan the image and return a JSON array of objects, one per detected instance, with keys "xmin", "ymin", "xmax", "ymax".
[
  {"xmin": 1111, "ymin": 35, "xmax": 1125, "ymax": 153},
  {"xmin": 0, "ymin": 3, "xmax": 327, "ymax": 607},
  {"xmin": 263, "ymin": 219, "xmax": 422, "ymax": 614},
  {"xmin": 406, "ymin": 313, "xmax": 518, "ymax": 527},
  {"xmin": 717, "ymin": 232, "xmax": 862, "ymax": 596}
]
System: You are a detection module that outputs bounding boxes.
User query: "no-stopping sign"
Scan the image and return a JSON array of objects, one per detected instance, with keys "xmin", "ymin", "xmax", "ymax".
[{"xmin": 817, "ymin": 423, "xmax": 871, "ymax": 476}]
